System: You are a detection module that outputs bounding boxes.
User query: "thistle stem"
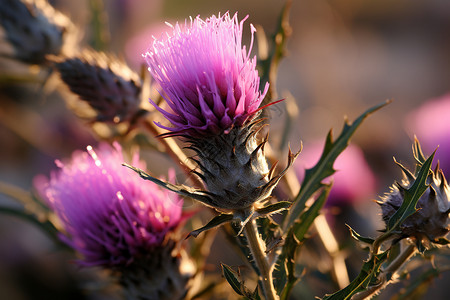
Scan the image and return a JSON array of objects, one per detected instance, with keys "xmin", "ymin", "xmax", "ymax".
[
  {"xmin": 353, "ymin": 243, "xmax": 417, "ymax": 300},
  {"xmin": 243, "ymin": 218, "xmax": 279, "ymax": 300}
]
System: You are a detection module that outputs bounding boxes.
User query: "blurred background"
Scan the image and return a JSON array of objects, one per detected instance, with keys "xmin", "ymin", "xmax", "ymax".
[{"xmin": 1, "ymin": 0, "xmax": 449, "ymax": 299}]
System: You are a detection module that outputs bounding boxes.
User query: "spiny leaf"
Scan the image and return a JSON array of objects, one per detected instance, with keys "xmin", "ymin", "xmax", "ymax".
[
  {"xmin": 432, "ymin": 237, "xmax": 450, "ymax": 245},
  {"xmin": 255, "ymin": 201, "xmax": 291, "ymax": 216},
  {"xmin": 122, "ymin": 163, "xmax": 213, "ymax": 205},
  {"xmin": 222, "ymin": 223, "xmax": 259, "ymax": 276},
  {"xmin": 412, "ymin": 137, "xmax": 427, "ymax": 166},
  {"xmin": 283, "ymin": 100, "xmax": 390, "ymax": 231},
  {"xmin": 347, "ymin": 225, "xmax": 375, "ymax": 245},
  {"xmin": 273, "ymin": 228, "xmax": 299, "ymax": 299},
  {"xmin": 221, "ymin": 263, "xmax": 252, "ymax": 297},
  {"xmin": 256, "ymin": 216, "xmax": 281, "ymax": 247},
  {"xmin": 278, "ymin": 231, "xmax": 301, "ymax": 300},
  {"xmin": 241, "ymin": 283, "xmax": 261, "ymax": 300},
  {"xmin": 387, "ymin": 151, "xmax": 435, "ymax": 231},
  {"xmin": 322, "ymin": 251, "xmax": 389, "ymax": 300},
  {"xmin": 221, "ymin": 263, "xmax": 243, "ymax": 296},
  {"xmin": 393, "ymin": 158, "xmax": 416, "ymax": 183},
  {"xmin": 186, "ymin": 213, "xmax": 234, "ymax": 238},
  {"xmin": 292, "ymin": 185, "xmax": 331, "ymax": 242}
]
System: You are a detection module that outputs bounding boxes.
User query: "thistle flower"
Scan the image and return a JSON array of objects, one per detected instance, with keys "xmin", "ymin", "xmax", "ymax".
[
  {"xmin": 379, "ymin": 144, "xmax": 450, "ymax": 247},
  {"xmin": 144, "ymin": 12, "xmax": 269, "ymax": 137},
  {"xmin": 54, "ymin": 50, "xmax": 143, "ymax": 123},
  {"xmin": 295, "ymin": 142, "xmax": 376, "ymax": 207},
  {"xmin": 34, "ymin": 143, "xmax": 193, "ymax": 299},
  {"xmin": 0, "ymin": 0, "xmax": 76, "ymax": 65},
  {"xmin": 34, "ymin": 142, "xmax": 182, "ymax": 266},
  {"xmin": 139, "ymin": 13, "xmax": 296, "ymax": 214}
]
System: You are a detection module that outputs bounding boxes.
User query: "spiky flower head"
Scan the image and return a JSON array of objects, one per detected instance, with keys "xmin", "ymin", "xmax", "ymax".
[
  {"xmin": 379, "ymin": 144, "xmax": 450, "ymax": 247},
  {"xmin": 0, "ymin": 0, "xmax": 77, "ymax": 65},
  {"xmin": 34, "ymin": 142, "xmax": 183, "ymax": 267},
  {"xmin": 54, "ymin": 50, "xmax": 143, "ymax": 123},
  {"xmin": 144, "ymin": 12, "xmax": 269, "ymax": 137}
]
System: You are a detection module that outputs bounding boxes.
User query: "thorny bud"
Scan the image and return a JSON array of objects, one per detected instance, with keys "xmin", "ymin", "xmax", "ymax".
[
  {"xmin": 379, "ymin": 146, "xmax": 450, "ymax": 247},
  {"xmin": 54, "ymin": 50, "xmax": 144, "ymax": 123},
  {"xmin": 186, "ymin": 120, "xmax": 297, "ymax": 212},
  {"xmin": 0, "ymin": 0, "xmax": 77, "ymax": 65}
]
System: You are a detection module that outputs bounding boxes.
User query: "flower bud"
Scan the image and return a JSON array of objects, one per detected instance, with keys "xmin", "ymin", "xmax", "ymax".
[
  {"xmin": 187, "ymin": 121, "xmax": 273, "ymax": 211},
  {"xmin": 0, "ymin": 0, "xmax": 76, "ymax": 65},
  {"xmin": 379, "ymin": 154, "xmax": 450, "ymax": 246},
  {"xmin": 54, "ymin": 50, "xmax": 143, "ymax": 123}
]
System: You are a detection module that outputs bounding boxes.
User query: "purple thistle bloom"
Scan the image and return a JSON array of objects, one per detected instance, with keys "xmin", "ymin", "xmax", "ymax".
[
  {"xmin": 144, "ymin": 12, "xmax": 269, "ymax": 137},
  {"xmin": 34, "ymin": 143, "xmax": 183, "ymax": 267}
]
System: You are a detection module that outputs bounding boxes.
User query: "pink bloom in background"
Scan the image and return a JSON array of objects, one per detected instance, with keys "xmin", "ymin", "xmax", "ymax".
[
  {"xmin": 406, "ymin": 93, "xmax": 450, "ymax": 176},
  {"xmin": 295, "ymin": 142, "xmax": 376, "ymax": 207},
  {"xmin": 34, "ymin": 143, "xmax": 182, "ymax": 267},
  {"xmin": 144, "ymin": 12, "xmax": 269, "ymax": 137}
]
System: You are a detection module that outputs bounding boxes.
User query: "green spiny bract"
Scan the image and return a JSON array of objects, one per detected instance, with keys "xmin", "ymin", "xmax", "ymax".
[
  {"xmin": 379, "ymin": 161, "xmax": 450, "ymax": 246},
  {"xmin": 185, "ymin": 119, "xmax": 289, "ymax": 212}
]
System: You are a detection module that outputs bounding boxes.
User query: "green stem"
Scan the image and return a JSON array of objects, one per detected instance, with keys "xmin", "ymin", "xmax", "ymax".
[
  {"xmin": 385, "ymin": 244, "xmax": 416, "ymax": 274},
  {"xmin": 243, "ymin": 218, "xmax": 278, "ymax": 300}
]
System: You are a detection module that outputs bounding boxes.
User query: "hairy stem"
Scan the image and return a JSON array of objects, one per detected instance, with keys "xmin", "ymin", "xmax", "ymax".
[{"xmin": 243, "ymin": 218, "xmax": 279, "ymax": 300}]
